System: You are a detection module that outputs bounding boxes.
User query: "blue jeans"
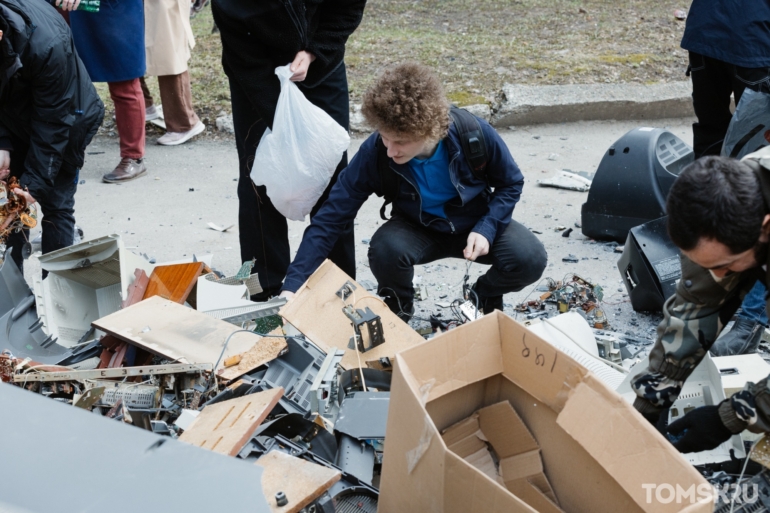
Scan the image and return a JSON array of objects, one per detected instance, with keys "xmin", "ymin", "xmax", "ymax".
[{"xmin": 739, "ymin": 280, "xmax": 769, "ymax": 325}]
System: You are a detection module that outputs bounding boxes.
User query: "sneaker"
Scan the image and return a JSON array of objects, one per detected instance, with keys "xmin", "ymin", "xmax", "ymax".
[
  {"xmin": 157, "ymin": 121, "xmax": 205, "ymax": 146},
  {"xmin": 710, "ymin": 316, "xmax": 766, "ymax": 356},
  {"xmin": 102, "ymin": 158, "xmax": 147, "ymax": 183},
  {"xmin": 145, "ymin": 104, "xmax": 163, "ymax": 121}
]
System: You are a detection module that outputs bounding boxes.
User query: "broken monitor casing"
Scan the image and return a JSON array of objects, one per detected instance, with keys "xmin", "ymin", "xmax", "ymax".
[
  {"xmin": 617, "ymin": 354, "xmax": 746, "ymax": 466},
  {"xmin": 33, "ymin": 234, "xmax": 154, "ymax": 347},
  {"xmin": 581, "ymin": 127, "xmax": 693, "ymax": 243},
  {"xmin": 617, "ymin": 216, "xmax": 681, "ymax": 312}
]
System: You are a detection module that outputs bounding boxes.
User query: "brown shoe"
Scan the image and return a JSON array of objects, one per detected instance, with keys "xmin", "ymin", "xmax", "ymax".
[{"xmin": 103, "ymin": 158, "xmax": 146, "ymax": 183}]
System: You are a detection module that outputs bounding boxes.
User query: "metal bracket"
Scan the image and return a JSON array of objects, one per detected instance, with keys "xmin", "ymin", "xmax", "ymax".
[
  {"xmin": 342, "ymin": 306, "xmax": 385, "ymax": 353},
  {"xmin": 13, "ymin": 362, "xmax": 213, "ymax": 383},
  {"xmin": 335, "ymin": 281, "xmax": 357, "ymax": 301}
]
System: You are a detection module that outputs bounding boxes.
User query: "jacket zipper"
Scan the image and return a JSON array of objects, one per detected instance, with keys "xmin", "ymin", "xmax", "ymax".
[
  {"xmin": 391, "ymin": 164, "xmax": 456, "ymax": 234},
  {"xmin": 283, "ymin": 0, "xmax": 307, "ymax": 48}
]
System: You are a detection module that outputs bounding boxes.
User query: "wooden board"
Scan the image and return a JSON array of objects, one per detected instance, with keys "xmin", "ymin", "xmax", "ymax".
[
  {"xmin": 280, "ymin": 260, "xmax": 424, "ymax": 370},
  {"xmin": 122, "ymin": 269, "xmax": 149, "ymax": 309},
  {"xmin": 217, "ymin": 327, "xmax": 288, "ymax": 382},
  {"xmin": 256, "ymin": 451, "xmax": 341, "ymax": 513},
  {"xmin": 143, "ymin": 262, "xmax": 204, "ymax": 304},
  {"xmin": 179, "ymin": 387, "xmax": 282, "ymax": 456},
  {"xmin": 92, "ymin": 296, "xmax": 262, "ymax": 371}
]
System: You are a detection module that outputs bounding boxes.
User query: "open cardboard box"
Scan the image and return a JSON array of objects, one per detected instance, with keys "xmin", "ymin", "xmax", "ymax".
[{"xmin": 379, "ymin": 311, "xmax": 713, "ymax": 512}]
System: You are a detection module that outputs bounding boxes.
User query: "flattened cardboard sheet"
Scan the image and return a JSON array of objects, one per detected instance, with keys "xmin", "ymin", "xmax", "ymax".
[
  {"xmin": 280, "ymin": 260, "xmax": 423, "ymax": 369},
  {"xmin": 256, "ymin": 451, "xmax": 341, "ymax": 513},
  {"xmin": 179, "ymin": 387, "xmax": 282, "ymax": 456},
  {"xmin": 217, "ymin": 328, "xmax": 288, "ymax": 382},
  {"xmin": 92, "ymin": 296, "xmax": 262, "ymax": 370}
]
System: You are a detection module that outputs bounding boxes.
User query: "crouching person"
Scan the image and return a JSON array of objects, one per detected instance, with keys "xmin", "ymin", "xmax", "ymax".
[{"xmin": 279, "ymin": 63, "xmax": 547, "ymax": 320}]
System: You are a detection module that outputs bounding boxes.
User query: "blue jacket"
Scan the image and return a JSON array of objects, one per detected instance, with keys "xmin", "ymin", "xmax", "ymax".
[
  {"xmin": 681, "ymin": 0, "xmax": 770, "ymax": 68},
  {"xmin": 70, "ymin": 0, "xmax": 145, "ymax": 82},
  {"xmin": 282, "ymin": 117, "xmax": 524, "ymax": 292}
]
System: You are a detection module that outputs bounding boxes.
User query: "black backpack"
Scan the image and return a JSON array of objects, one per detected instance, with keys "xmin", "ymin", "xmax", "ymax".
[{"xmin": 376, "ymin": 106, "xmax": 489, "ymax": 220}]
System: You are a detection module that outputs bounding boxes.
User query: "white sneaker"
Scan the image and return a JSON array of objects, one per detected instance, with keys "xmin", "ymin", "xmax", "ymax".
[
  {"xmin": 157, "ymin": 121, "xmax": 205, "ymax": 146},
  {"xmin": 146, "ymin": 104, "xmax": 163, "ymax": 121}
]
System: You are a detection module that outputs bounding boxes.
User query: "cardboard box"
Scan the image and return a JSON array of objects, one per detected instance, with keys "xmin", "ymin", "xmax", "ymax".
[{"xmin": 379, "ymin": 312, "xmax": 712, "ymax": 512}]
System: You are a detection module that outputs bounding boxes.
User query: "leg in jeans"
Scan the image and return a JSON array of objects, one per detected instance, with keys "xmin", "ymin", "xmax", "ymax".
[
  {"xmin": 300, "ymin": 63, "xmax": 356, "ymax": 279},
  {"xmin": 368, "ymin": 215, "xmax": 450, "ymax": 318},
  {"xmin": 229, "ymin": 74, "xmax": 290, "ymax": 299},
  {"xmin": 688, "ymin": 52, "xmax": 735, "ymax": 158},
  {"xmin": 473, "ymin": 220, "xmax": 548, "ymax": 300},
  {"xmin": 738, "ymin": 281, "xmax": 769, "ymax": 326},
  {"xmin": 158, "ymin": 70, "xmax": 200, "ymax": 133},
  {"xmin": 108, "ymin": 79, "xmax": 146, "ymax": 159}
]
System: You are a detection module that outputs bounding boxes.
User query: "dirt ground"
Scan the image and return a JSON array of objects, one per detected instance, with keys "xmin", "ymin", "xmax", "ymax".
[{"xmin": 95, "ymin": 0, "xmax": 690, "ymax": 133}]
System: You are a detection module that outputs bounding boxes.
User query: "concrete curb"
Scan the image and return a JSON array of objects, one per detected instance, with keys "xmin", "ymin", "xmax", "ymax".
[
  {"xmin": 492, "ymin": 81, "xmax": 694, "ymax": 127},
  {"xmin": 215, "ymin": 81, "xmax": 695, "ymax": 135}
]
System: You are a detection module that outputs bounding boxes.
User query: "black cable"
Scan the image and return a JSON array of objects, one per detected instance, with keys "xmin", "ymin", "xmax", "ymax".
[{"xmin": 377, "ymin": 286, "xmax": 434, "ymax": 323}]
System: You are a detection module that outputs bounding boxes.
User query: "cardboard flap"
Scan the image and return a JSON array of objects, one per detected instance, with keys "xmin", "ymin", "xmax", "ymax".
[
  {"xmin": 498, "ymin": 313, "xmax": 587, "ymax": 412},
  {"xmin": 396, "ymin": 313, "xmax": 505, "ymax": 403},
  {"xmin": 500, "ymin": 451, "xmax": 543, "ymax": 483},
  {"xmin": 279, "ymin": 260, "xmax": 423, "ymax": 370},
  {"xmin": 556, "ymin": 374, "xmax": 713, "ymax": 512},
  {"xmin": 506, "ymin": 479, "xmax": 564, "ymax": 513},
  {"xmin": 478, "ymin": 401, "xmax": 539, "ymax": 458}
]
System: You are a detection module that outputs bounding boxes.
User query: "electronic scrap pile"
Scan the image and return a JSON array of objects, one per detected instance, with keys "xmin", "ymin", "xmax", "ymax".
[
  {"xmin": 0, "ymin": 177, "xmax": 37, "ymax": 259},
  {"xmin": 515, "ymin": 274, "xmax": 609, "ymax": 329},
  {"xmin": 0, "ymin": 234, "xmax": 425, "ymax": 513}
]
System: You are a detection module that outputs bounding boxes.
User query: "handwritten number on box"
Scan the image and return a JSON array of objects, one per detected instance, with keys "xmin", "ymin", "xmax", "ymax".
[{"xmin": 521, "ymin": 335, "xmax": 557, "ymax": 373}]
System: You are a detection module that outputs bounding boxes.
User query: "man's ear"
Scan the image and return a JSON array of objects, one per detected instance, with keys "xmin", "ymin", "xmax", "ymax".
[
  {"xmin": 0, "ymin": 30, "xmax": 4, "ymax": 42},
  {"xmin": 760, "ymin": 214, "xmax": 770, "ymax": 242}
]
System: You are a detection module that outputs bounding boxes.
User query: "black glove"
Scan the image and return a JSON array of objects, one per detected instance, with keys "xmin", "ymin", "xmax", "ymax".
[
  {"xmin": 666, "ymin": 405, "xmax": 734, "ymax": 453},
  {"xmin": 641, "ymin": 408, "xmax": 670, "ymax": 436}
]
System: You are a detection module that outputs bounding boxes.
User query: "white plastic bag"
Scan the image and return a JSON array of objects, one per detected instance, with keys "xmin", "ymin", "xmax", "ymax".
[
  {"xmin": 250, "ymin": 65, "xmax": 350, "ymax": 221},
  {"xmin": 721, "ymin": 88, "xmax": 770, "ymax": 160}
]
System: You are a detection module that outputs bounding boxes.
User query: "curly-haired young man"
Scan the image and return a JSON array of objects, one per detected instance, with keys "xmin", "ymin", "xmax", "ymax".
[{"xmin": 279, "ymin": 63, "xmax": 547, "ymax": 319}]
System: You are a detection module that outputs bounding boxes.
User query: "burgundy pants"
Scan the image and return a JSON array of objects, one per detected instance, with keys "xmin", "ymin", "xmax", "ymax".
[{"xmin": 108, "ymin": 78, "xmax": 145, "ymax": 159}]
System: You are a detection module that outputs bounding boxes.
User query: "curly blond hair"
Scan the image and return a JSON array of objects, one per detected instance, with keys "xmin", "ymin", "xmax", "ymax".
[{"xmin": 361, "ymin": 63, "xmax": 450, "ymax": 141}]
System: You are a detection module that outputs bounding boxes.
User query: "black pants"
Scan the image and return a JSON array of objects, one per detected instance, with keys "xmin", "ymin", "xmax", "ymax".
[
  {"xmin": 227, "ymin": 62, "xmax": 355, "ymax": 300},
  {"xmin": 368, "ymin": 215, "xmax": 547, "ymax": 316},
  {"xmin": 6, "ymin": 163, "xmax": 78, "ymax": 272},
  {"xmin": 689, "ymin": 52, "xmax": 770, "ymax": 157}
]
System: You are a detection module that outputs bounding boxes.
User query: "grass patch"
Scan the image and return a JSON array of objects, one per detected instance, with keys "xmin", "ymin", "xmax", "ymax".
[{"xmin": 93, "ymin": 0, "xmax": 689, "ymax": 135}]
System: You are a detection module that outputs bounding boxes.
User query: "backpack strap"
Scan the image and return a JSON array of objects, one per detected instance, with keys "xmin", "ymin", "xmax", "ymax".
[
  {"xmin": 376, "ymin": 135, "xmax": 399, "ymax": 220},
  {"xmin": 449, "ymin": 106, "xmax": 488, "ymax": 180}
]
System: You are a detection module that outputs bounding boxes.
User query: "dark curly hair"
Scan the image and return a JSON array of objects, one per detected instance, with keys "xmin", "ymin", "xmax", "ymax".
[
  {"xmin": 361, "ymin": 63, "xmax": 450, "ymax": 140},
  {"xmin": 667, "ymin": 156, "xmax": 766, "ymax": 253}
]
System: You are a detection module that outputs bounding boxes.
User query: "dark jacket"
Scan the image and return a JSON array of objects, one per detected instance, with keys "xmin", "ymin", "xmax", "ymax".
[
  {"xmin": 0, "ymin": 0, "xmax": 103, "ymax": 201},
  {"xmin": 681, "ymin": 0, "xmax": 770, "ymax": 68},
  {"xmin": 282, "ymin": 116, "xmax": 525, "ymax": 292},
  {"xmin": 632, "ymin": 146, "xmax": 770, "ymax": 435},
  {"xmin": 212, "ymin": 0, "xmax": 365, "ymax": 128}
]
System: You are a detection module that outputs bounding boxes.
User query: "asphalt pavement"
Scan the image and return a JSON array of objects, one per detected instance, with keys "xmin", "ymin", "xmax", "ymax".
[{"xmin": 21, "ymin": 115, "xmax": 696, "ymax": 338}]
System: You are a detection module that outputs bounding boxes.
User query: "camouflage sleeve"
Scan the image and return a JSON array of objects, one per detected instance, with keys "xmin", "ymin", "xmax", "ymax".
[
  {"xmin": 632, "ymin": 255, "xmax": 750, "ymax": 415},
  {"xmin": 718, "ymin": 377, "xmax": 770, "ymax": 434}
]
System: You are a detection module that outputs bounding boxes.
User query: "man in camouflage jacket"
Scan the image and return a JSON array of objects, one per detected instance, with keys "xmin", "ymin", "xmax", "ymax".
[{"xmin": 632, "ymin": 147, "xmax": 770, "ymax": 453}]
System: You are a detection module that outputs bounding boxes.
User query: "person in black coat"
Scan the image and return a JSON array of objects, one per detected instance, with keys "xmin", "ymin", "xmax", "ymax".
[
  {"xmin": 211, "ymin": 0, "xmax": 366, "ymax": 300},
  {"xmin": 0, "ymin": 0, "xmax": 103, "ymax": 270}
]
